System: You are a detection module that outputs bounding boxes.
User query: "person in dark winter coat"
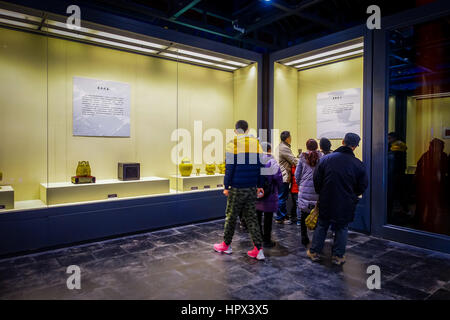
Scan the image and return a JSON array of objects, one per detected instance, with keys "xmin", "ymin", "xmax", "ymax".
[
  {"xmin": 307, "ymin": 133, "xmax": 368, "ymax": 265},
  {"xmin": 256, "ymin": 143, "xmax": 283, "ymax": 247},
  {"xmin": 295, "ymin": 139, "xmax": 323, "ymax": 246}
]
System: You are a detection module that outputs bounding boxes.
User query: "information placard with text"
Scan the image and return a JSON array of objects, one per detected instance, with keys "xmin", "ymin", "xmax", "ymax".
[
  {"xmin": 73, "ymin": 77, "xmax": 130, "ymax": 137},
  {"xmin": 316, "ymin": 88, "xmax": 361, "ymax": 139}
]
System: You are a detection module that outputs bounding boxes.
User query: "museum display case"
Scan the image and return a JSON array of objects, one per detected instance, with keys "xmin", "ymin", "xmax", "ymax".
[
  {"xmin": 0, "ymin": 1, "xmax": 259, "ymax": 215},
  {"xmin": 270, "ymin": 30, "xmax": 372, "ymax": 233},
  {"xmin": 272, "ymin": 37, "xmax": 365, "ymax": 160}
]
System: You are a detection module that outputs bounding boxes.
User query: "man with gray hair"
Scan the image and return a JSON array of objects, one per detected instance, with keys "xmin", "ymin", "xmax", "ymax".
[
  {"xmin": 275, "ymin": 131, "xmax": 299, "ymax": 224},
  {"xmin": 308, "ymin": 133, "xmax": 368, "ymax": 265}
]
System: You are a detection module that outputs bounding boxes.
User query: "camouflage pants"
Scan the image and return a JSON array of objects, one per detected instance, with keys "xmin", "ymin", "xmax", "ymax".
[{"xmin": 223, "ymin": 187, "xmax": 263, "ymax": 248}]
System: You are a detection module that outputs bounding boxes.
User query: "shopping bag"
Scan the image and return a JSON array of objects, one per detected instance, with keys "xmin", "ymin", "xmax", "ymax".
[{"xmin": 305, "ymin": 205, "xmax": 319, "ymax": 230}]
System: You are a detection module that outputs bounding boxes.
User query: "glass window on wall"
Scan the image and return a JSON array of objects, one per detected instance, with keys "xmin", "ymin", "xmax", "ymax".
[{"xmin": 387, "ymin": 15, "xmax": 450, "ymax": 236}]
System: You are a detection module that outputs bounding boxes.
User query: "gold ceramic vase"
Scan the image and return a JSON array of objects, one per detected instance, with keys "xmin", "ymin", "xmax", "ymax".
[
  {"xmin": 205, "ymin": 163, "xmax": 216, "ymax": 175},
  {"xmin": 179, "ymin": 158, "xmax": 193, "ymax": 177},
  {"xmin": 76, "ymin": 161, "xmax": 92, "ymax": 177},
  {"xmin": 218, "ymin": 163, "xmax": 226, "ymax": 174}
]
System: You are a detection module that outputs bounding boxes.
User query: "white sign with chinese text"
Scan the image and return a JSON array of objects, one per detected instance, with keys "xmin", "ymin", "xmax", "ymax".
[
  {"xmin": 73, "ymin": 77, "xmax": 130, "ymax": 137},
  {"xmin": 317, "ymin": 88, "xmax": 361, "ymax": 139}
]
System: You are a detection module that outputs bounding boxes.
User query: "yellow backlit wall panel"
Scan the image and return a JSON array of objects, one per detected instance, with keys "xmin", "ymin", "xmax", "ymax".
[
  {"xmin": 234, "ymin": 64, "xmax": 258, "ymax": 132},
  {"xmin": 297, "ymin": 57, "xmax": 364, "ymax": 159},
  {"xmin": 47, "ymin": 36, "xmax": 178, "ymax": 184},
  {"xmin": 273, "ymin": 57, "xmax": 364, "ymax": 160},
  {"xmin": 273, "ymin": 63, "xmax": 299, "ymax": 153},
  {"xmin": 0, "ymin": 29, "xmax": 47, "ymax": 201},
  {"xmin": 178, "ymin": 62, "xmax": 233, "ymax": 165}
]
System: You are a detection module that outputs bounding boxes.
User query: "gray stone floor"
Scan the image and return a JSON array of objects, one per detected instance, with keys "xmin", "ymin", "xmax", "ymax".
[{"xmin": 0, "ymin": 219, "xmax": 449, "ymax": 300}]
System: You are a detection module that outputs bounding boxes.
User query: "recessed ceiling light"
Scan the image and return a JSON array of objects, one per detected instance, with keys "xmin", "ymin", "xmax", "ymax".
[
  {"xmin": 0, "ymin": 17, "xmax": 38, "ymax": 29},
  {"xmin": 44, "ymin": 27, "xmax": 158, "ymax": 54},
  {"xmin": 160, "ymin": 52, "xmax": 214, "ymax": 65},
  {"xmin": 294, "ymin": 49, "xmax": 363, "ymax": 69},
  {"xmin": 0, "ymin": 8, "xmax": 41, "ymax": 22},
  {"xmin": 286, "ymin": 42, "xmax": 364, "ymax": 66},
  {"xmin": 46, "ymin": 20, "xmax": 166, "ymax": 49},
  {"xmin": 214, "ymin": 64, "xmax": 237, "ymax": 70}
]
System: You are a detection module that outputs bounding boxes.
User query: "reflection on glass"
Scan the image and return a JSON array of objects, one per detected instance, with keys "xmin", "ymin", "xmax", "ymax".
[{"xmin": 387, "ymin": 15, "xmax": 450, "ymax": 236}]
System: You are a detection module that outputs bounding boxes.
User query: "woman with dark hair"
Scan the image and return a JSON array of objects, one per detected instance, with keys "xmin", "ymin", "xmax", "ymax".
[
  {"xmin": 295, "ymin": 139, "xmax": 323, "ymax": 246},
  {"xmin": 320, "ymin": 137, "xmax": 332, "ymax": 155}
]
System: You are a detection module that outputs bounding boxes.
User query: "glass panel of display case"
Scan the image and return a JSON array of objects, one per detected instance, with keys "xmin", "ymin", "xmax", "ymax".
[
  {"xmin": 42, "ymin": 15, "xmax": 176, "ymax": 205},
  {"xmin": 0, "ymin": 1, "xmax": 260, "ymax": 210},
  {"xmin": 274, "ymin": 38, "xmax": 365, "ymax": 160},
  {"xmin": 387, "ymin": 15, "xmax": 450, "ymax": 236},
  {"xmin": 172, "ymin": 48, "xmax": 258, "ymax": 193},
  {"xmin": 0, "ymin": 22, "xmax": 48, "ymax": 212}
]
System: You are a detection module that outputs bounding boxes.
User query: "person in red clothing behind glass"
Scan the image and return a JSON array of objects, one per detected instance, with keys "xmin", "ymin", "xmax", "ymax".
[{"xmin": 288, "ymin": 166, "xmax": 299, "ymax": 225}]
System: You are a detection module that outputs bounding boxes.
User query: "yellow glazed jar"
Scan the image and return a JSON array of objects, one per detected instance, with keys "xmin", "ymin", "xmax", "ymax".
[
  {"xmin": 205, "ymin": 163, "xmax": 216, "ymax": 175},
  {"xmin": 179, "ymin": 158, "xmax": 193, "ymax": 177},
  {"xmin": 218, "ymin": 163, "xmax": 226, "ymax": 174},
  {"xmin": 76, "ymin": 161, "xmax": 92, "ymax": 177}
]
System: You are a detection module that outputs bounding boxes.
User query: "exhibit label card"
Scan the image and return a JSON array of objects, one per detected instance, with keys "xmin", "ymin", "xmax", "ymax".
[
  {"xmin": 316, "ymin": 88, "xmax": 361, "ymax": 139},
  {"xmin": 73, "ymin": 77, "xmax": 130, "ymax": 137}
]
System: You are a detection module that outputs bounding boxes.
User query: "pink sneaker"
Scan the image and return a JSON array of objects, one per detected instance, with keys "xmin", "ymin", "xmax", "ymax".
[
  {"xmin": 214, "ymin": 241, "xmax": 232, "ymax": 254},
  {"xmin": 247, "ymin": 246, "xmax": 265, "ymax": 260}
]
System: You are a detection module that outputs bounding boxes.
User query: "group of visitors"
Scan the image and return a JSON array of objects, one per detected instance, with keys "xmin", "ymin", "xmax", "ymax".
[{"xmin": 214, "ymin": 120, "xmax": 368, "ymax": 265}]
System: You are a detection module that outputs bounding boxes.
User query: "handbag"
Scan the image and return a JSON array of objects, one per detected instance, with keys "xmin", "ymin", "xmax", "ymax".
[
  {"xmin": 258, "ymin": 177, "xmax": 273, "ymax": 200},
  {"xmin": 305, "ymin": 204, "xmax": 319, "ymax": 230}
]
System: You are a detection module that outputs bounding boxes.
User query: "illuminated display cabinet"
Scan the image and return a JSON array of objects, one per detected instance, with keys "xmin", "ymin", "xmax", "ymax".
[
  {"xmin": 271, "ymin": 34, "xmax": 370, "ymax": 233},
  {"xmin": 0, "ymin": 1, "xmax": 261, "ymax": 255}
]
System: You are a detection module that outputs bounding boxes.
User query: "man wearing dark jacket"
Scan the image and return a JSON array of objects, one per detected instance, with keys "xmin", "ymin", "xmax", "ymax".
[{"xmin": 308, "ymin": 133, "xmax": 368, "ymax": 265}]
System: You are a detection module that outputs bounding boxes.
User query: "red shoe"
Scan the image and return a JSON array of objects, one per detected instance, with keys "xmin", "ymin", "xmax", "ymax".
[
  {"xmin": 214, "ymin": 241, "xmax": 232, "ymax": 254},
  {"xmin": 247, "ymin": 246, "xmax": 265, "ymax": 260}
]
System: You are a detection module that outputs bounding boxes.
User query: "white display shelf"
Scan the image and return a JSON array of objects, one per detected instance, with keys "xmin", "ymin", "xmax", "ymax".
[
  {"xmin": 14, "ymin": 200, "xmax": 46, "ymax": 210},
  {"xmin": 0, "ymin": 186, "xmax": 14, "ymax": 210},
  {"xmin": 169, "ymin": 173, "xmax": 225, "ymax": 192},
  {"xmin": 40, "ymin": 176, "xmax": 170, "ymax": 205}
]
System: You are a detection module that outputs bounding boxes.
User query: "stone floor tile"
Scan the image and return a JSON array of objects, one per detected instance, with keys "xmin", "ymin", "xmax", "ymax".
[{"xmin": 0, "ymin": 218, "xmax": 448, "ymax": 300}]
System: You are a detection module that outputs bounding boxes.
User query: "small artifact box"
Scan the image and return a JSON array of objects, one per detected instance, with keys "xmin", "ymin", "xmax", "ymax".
[{"xmin": 118, "ymin": 163, "xmax": 140, "ymax": 181}]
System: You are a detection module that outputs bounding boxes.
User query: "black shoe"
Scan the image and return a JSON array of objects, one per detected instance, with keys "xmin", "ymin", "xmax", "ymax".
[
  {"xmin": 263, "ymin": 240, "xmax": 276, "ymax": 248},
  {"xmin": 301, "ymin": 236, "xmax": 310, "ymax": 247}
]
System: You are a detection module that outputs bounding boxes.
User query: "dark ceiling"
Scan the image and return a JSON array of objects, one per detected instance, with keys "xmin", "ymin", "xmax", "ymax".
[
  {"xmin": 80, "ymin": 0, "xmax": 424, "ymax": 52},
  {"xmin": 14, "ymin": 0, "xmax": 431, "ymax": 53},
  {"xmin": 3, "ymin": 0, "xmax": 436, "ymax": 52}
]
